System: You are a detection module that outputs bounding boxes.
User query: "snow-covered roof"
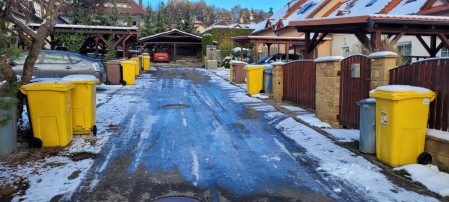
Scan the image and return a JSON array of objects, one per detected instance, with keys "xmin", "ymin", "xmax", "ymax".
[
  {"xmin": 328, "ymin": 0, "xmax": 391, "ymax": 17},
  {"xmin": 28, "ymin": 23, "xmax": 138, "ymax": 30},
  {"xmin": 287, "ymin": 0, "xmax": 326, "ymax": 21},
  {"xmin": 200, "ymin": 21, "xmax": 256, "ymax": 33},
  {"xmin": 388, "ymin": 0, "xmax": 427, "ymax": 15},
  {"xmin": 252, "ymin": 0, "xmax": 302, "ymax": 34},
  {"xmin": 139, "ymin": 29, "xmax": 201, "ymax": 41}
]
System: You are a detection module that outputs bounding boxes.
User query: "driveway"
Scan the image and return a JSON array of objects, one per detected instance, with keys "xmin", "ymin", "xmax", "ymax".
[{"xmin": 69, "ymin": 67, "xmax": 364, "ymax": 201}]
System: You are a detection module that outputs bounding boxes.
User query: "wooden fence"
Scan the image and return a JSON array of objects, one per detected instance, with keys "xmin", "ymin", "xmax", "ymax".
[
  {"xmin": 283, "ymin": 60, "xmax": 316, "ymax": 110},
  {"xmin": 390, "ymin": 58, "xmax": 449, "ymax": 131}
]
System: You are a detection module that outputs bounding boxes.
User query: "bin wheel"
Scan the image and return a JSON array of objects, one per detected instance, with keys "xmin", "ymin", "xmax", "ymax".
[
  {"xmin": 260, "ymin": 89, "xmax": 265, "ymax": 94},
  {"xmin": 29, "ymin": 138, "xmax": 42, "ymax": 148},
  {"xmin": 418, "ymin": 152, "xmax": 432, "ymax": 165},
  {"xmin": 121, "ymin": 81, "xmax": 127, "ymax": 85},
  {"xmin": 92, "ymin": 125, "xmax": 97, "ymax": 136},
  {"xmin": 106, "ymin": 80, "xmax": 111, "ymax": 85}
]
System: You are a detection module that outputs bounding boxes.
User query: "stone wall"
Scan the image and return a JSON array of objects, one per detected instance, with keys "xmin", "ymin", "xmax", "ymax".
[
  {"xmin": 368, "ymin": 52, "xmax": 398, "ymax": 90},
  {"xmin": 272, "ymin": 62, "xmax": 285, "ymax": 101},
  {"xmin": 315, "ymin": 56, "xmax": 344, "ymax": 128}
]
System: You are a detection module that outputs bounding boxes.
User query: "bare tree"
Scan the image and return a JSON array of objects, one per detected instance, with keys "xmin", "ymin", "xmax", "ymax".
[{"xmin": 3, "ymin": 0, "xmax": 65, "ymax": 85}]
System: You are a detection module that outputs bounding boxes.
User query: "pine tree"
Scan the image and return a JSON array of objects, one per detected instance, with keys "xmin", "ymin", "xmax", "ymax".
[
  {"xmin": 139, "ymin": 6, "xmax": 155, "ymax": 37},
  {"xmin": 94, "ymin": 6, "xmax": 111, "ymax": 26},
  {"xmin": 125, "ymin": 10, "xmax": 133, "ymax": 26},
  {"xmin": 109, "ymin": 5, "xmax": 120, "ymax": 26}
]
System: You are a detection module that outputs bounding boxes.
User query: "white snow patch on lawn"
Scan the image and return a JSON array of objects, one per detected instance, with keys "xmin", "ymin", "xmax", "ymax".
[
  {"xmin": 296, "ymin": 113, "xmax": 332, "ymax": 129},
  {"xmin": 324, "ymin": 129, "xmax": 360, "ymax": 142},
  {"xmin": 394, "ymin": 164, "xmax": 449, "ymax": 197},
  {"xmin": 276, "ymin": 117, "xmax": 437, "ymax": 201}
]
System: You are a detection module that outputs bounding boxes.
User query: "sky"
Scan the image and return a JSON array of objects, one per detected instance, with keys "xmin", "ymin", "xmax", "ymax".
[{"xmin": 139, "ymin": 0, "xmax": 290, "ymax": 12}]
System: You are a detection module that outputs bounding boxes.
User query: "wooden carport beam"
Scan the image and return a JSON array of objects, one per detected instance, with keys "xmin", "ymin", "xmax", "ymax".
[
  {"xmin": 438, "ymin": 33, "xmax": 449, "ymax": 51},
  {"xmin": 302, "ymin": 32, "xmax": 328, "ymax": 59},
  {"xmin": 416, "ymin": 35, "xmax": 441, "ymax": 57},
  {"xmin": 266, "ymin": 43, "xmax": 272, "ymax": 55}
]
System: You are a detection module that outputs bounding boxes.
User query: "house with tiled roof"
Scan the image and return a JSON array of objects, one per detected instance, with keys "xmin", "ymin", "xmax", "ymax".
[
  {"xmin": 104, "ymin": 0, "xmax": 146, "ymax": 26},
  {"xmin": 251, "ymin": 0, "xmax": 449, "ymax": 61}
]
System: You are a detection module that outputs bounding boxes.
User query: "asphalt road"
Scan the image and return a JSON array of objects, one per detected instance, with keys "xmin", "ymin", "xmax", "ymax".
[{"xmin": 70, "ymin": 67, "xmax": 366, "ymax": 201}]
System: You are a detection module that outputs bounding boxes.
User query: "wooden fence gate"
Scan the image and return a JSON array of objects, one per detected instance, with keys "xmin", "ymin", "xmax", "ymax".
[
  {"xmin": 339, "ymin": 55, "xmax": 371, "ymax": 129},
  {"xmin": 283, "ymin": 60, "xmax": 316, "ymax": 110},
  {"xmin": 390, "ymin": 59, "xmax": 449, "ymax": 132}
]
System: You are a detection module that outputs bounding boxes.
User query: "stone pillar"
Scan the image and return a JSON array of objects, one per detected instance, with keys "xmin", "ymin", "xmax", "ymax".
[
  {"xmin": 368, "ymin": 51, "xmax": 398, "ymax": 90},
  {"xmin": 272, "ymin": 62, "xmax": 285, "ymax": 101},
  {"xmin": 315, "ymin": 56, "xmax": 344, "ymax": 128}
]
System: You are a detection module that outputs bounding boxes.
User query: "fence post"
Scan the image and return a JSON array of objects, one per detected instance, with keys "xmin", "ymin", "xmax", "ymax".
[
  {"xmin": 315, "ymin": 56, "xmax": 344, "ymax": 128},
  {"xmin": 368, "ymin": 51, "xmax": 398, "ymax": 90},
  {"xmin": 272, "ymin": 62, "xmax": 285, "ymax": 101}
]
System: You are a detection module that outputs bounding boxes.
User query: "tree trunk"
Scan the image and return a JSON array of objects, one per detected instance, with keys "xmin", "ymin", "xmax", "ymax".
[
  {"xmin": 20, "ymin": 38, "xmax": 44, "ymax": 85},
  {"xmin": 0, "ymin": 56, "xmax": 18, "ymax": 83}
]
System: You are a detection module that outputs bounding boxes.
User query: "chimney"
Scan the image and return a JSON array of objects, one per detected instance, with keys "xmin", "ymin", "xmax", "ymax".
[{"xmin": 139, "ymin": 0, "xmax": 142, "ymax": 7}]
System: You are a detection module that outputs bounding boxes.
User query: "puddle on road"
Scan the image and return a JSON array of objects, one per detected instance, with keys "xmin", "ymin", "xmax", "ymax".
[
  {"xmin": 163, "ymin": 104, "xmax": 189, "ymax": 109},
  {"xmin": 233, "ymin": 123, "xmax": 251, "ymax": 134},
  {"xmin": 238, "ymin": 109, "xmax": 260, "ymax": 120},
  {"xmin": 264, "ymin": 126, "xmax": 272, "ymax": 134}
]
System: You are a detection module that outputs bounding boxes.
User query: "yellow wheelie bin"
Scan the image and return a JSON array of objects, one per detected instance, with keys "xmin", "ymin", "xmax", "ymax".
[
  {"xmin": 130, "ymin": 57, "xmax": 140, "ymax": 76},
  {"xmin": 370, "ymin": 85, "xmax": 436, "ymax": 166},
  {"xmin": 61, "ymin": 75, "xmax": 99, "ymax": 136},
  {"xmin": 244, "ymin": 65, "xmax": 265, "ymax": 95},
  {"xmin": 20, "ymin": 80, "xmax": 75, "ymax": 147},
  {"xmin": 120, "ymin": 60, "xmax": 136, "ymax": 85},
  {"xmin": 142, "ymin": 55, "xmax": 150, "ymax": 71}
]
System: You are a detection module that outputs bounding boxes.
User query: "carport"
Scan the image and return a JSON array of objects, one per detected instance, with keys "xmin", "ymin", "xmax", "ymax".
[
  {"xmin": 230, "ymin": 35, "xmax": 329, "ymax": 61},
  {"xmin": 288, "ymin": 14, "xmax": 449, "ymax": 59},
  {"xmin": 138, "ymin": 29, "xmax": 203, "ymax": 63}
]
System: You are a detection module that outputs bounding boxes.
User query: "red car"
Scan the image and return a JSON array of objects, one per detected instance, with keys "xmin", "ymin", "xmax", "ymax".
[{"xmin": 153, "ymin": 48, "xmax": 169, "ymax": 62}]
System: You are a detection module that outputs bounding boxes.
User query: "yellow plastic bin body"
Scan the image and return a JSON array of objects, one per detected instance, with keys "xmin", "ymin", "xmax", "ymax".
[
  {"xmin": 244, "ymin": 65, "xmax": 265, "ymax": 95},
  {"xmin": 142, "ymin": 56, "xmax": 150, "ymax": 71},
  {"xmin": 370, "ymin": 85, "xmax": 436, "ymax": 166},
  {"xmin": 61, "ymin": 75, "xmax": 99, "ymax": 135},
  {"xmin": 230, "ymin": 62, "xmax": 233, "ymax": 81},
  {"xmin": 20, "ymin": 81, "xmax": 75, "ymax": 147},
  {"xmin": 130, "ymin": 57, "xmax": 140, "ymax": 76},
  {"xmin": 120, "ymin": 60, "xmax": 136, "ymax": 85}
]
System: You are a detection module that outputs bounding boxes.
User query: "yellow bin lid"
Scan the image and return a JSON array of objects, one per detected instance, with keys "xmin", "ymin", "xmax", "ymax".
[
  {"xmin": 20, "ymin": 80, "xmax": 75, "ymax": 94},
  {"xmin": 120, "ymin": 60, "xmax": 137, "ymax": 65},
  {"xmin": 369, "ymin": 85, "xmax": 436, "ymax": 101},
  {"xmin": 61, "ymin": 75, "xmax": 100, "ymax": 85},
  {"xmin": 244, "ymin": 65, "xmax": 265, "ymax": 70},
  {"xmin": 142, "ymin": 56, "xmax": 150, "ymax": 59},
  {"xmin": 130, "ymin": 57, "xmax": 139, "ymax": 60}
]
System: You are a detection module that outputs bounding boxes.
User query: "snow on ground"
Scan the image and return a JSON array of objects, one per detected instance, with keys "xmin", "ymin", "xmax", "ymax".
[
  {"xmin": 296, "ymin": 113, "xmax": 332, "ymax": 129},
  {"xmin": 208, "ymin": 69, "xmax": 440, "ymax": 200},
  {"xmin": 251, "ymin": 94, "xmax": 269, "ymax": 99},
  {"xmin": 324, "ymin": 129, "xmax": 360, "ymax": 142},
  {"xmin": 1, "ymin": 75, "xmax": 151, "ymax": 201},
  {"xmin": 280, "ymin": 105, "xmax": 307, "ymax": 112},
  {"xmin": 394, "ymin": 164, "xmax": 449, "ymax": 197}
]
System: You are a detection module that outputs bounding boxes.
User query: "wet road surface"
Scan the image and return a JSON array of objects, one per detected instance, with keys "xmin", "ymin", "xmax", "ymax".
[{"xmin": 70, "ymin": 67, "xmax": 365, "ymax": 201}]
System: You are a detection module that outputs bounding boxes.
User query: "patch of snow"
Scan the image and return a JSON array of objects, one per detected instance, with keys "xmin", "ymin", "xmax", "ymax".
[
  {"xmin": 296, "ymin": 113, "xmax": 332, "ymax": 128},
  {"xmin": 61, "ymin": 74, "xmax": 98, "ymax": 82},
  {"xmin": 334, "ymin": 188, "xmax": 342, "ymax": 193},
  {"xmin": 427, "ymin": 129, "xmax": 449, "ymax": 142},
  {"xmin": 324, "ymin": 129, "xmax": 360, "ymax": 142},
  {"xmin": 251, "ymin": 94, "xmax": 269, "ymax": 99},
  {"xmin": 276, "ymin": 117, "xmax": 438, "ymax": 201},
  {"xmin": 394, "ymin": 164, "xmax": 449, "ymax": 197},
  {"xmin": 371, "ymin": 85, "xmax": 432, "ymax": 93},
  {"xmin": 281, "ymin": 105, "xmax": 307, "ymax": 112},
  {"xmin": 368, "ymin": 51, "xmax": 398, "ymax": 58},
  {"xmin": 314, "ymin": 56, "xmax": 344, "ymax": 63},
  {"xmin": 191, "ymin": 150, "xmax": 200, "ymax": 186}
]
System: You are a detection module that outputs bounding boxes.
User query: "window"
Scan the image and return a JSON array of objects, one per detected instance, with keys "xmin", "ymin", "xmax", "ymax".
[
  {"xmin": 343, "ymin": 47, "xmax": 350, "ymax": 57},
  {"xmin": 297, "ymin": 3, "xmax": 316, "ymax": 14},
  {"xmin": 405, "ymin": 0, "xmax": 417, "ymax": 4},
  {"xmin": 441, "ymin": 47, "xmax": 449, "ymax": 57},
  {"xmin": 43, "ymin": 52, "xmax": 71, "ymax": 64},
  {"xmin": 396, "ymin": 42, "xmax": 412, "ymax": 63},
  {"xmin": 365, "ymin": 0, "xmax": 377, "ymax": 7},
  {"xmin": 13, "ymin": 53, "xmax": 42, "ymax": 64},
  {"xmin": 68, "ymin": 55, "xmax": 83, "ymax": 64}
]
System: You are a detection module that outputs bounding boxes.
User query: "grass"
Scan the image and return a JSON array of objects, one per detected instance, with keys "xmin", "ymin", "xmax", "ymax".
[
  {"xmin": 434, "ymin": 160, "xmax": 449, "ymax": 174},
  {"xmin": 393, "ymin": 169, "xmax": 411, "ymax": 180}
]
